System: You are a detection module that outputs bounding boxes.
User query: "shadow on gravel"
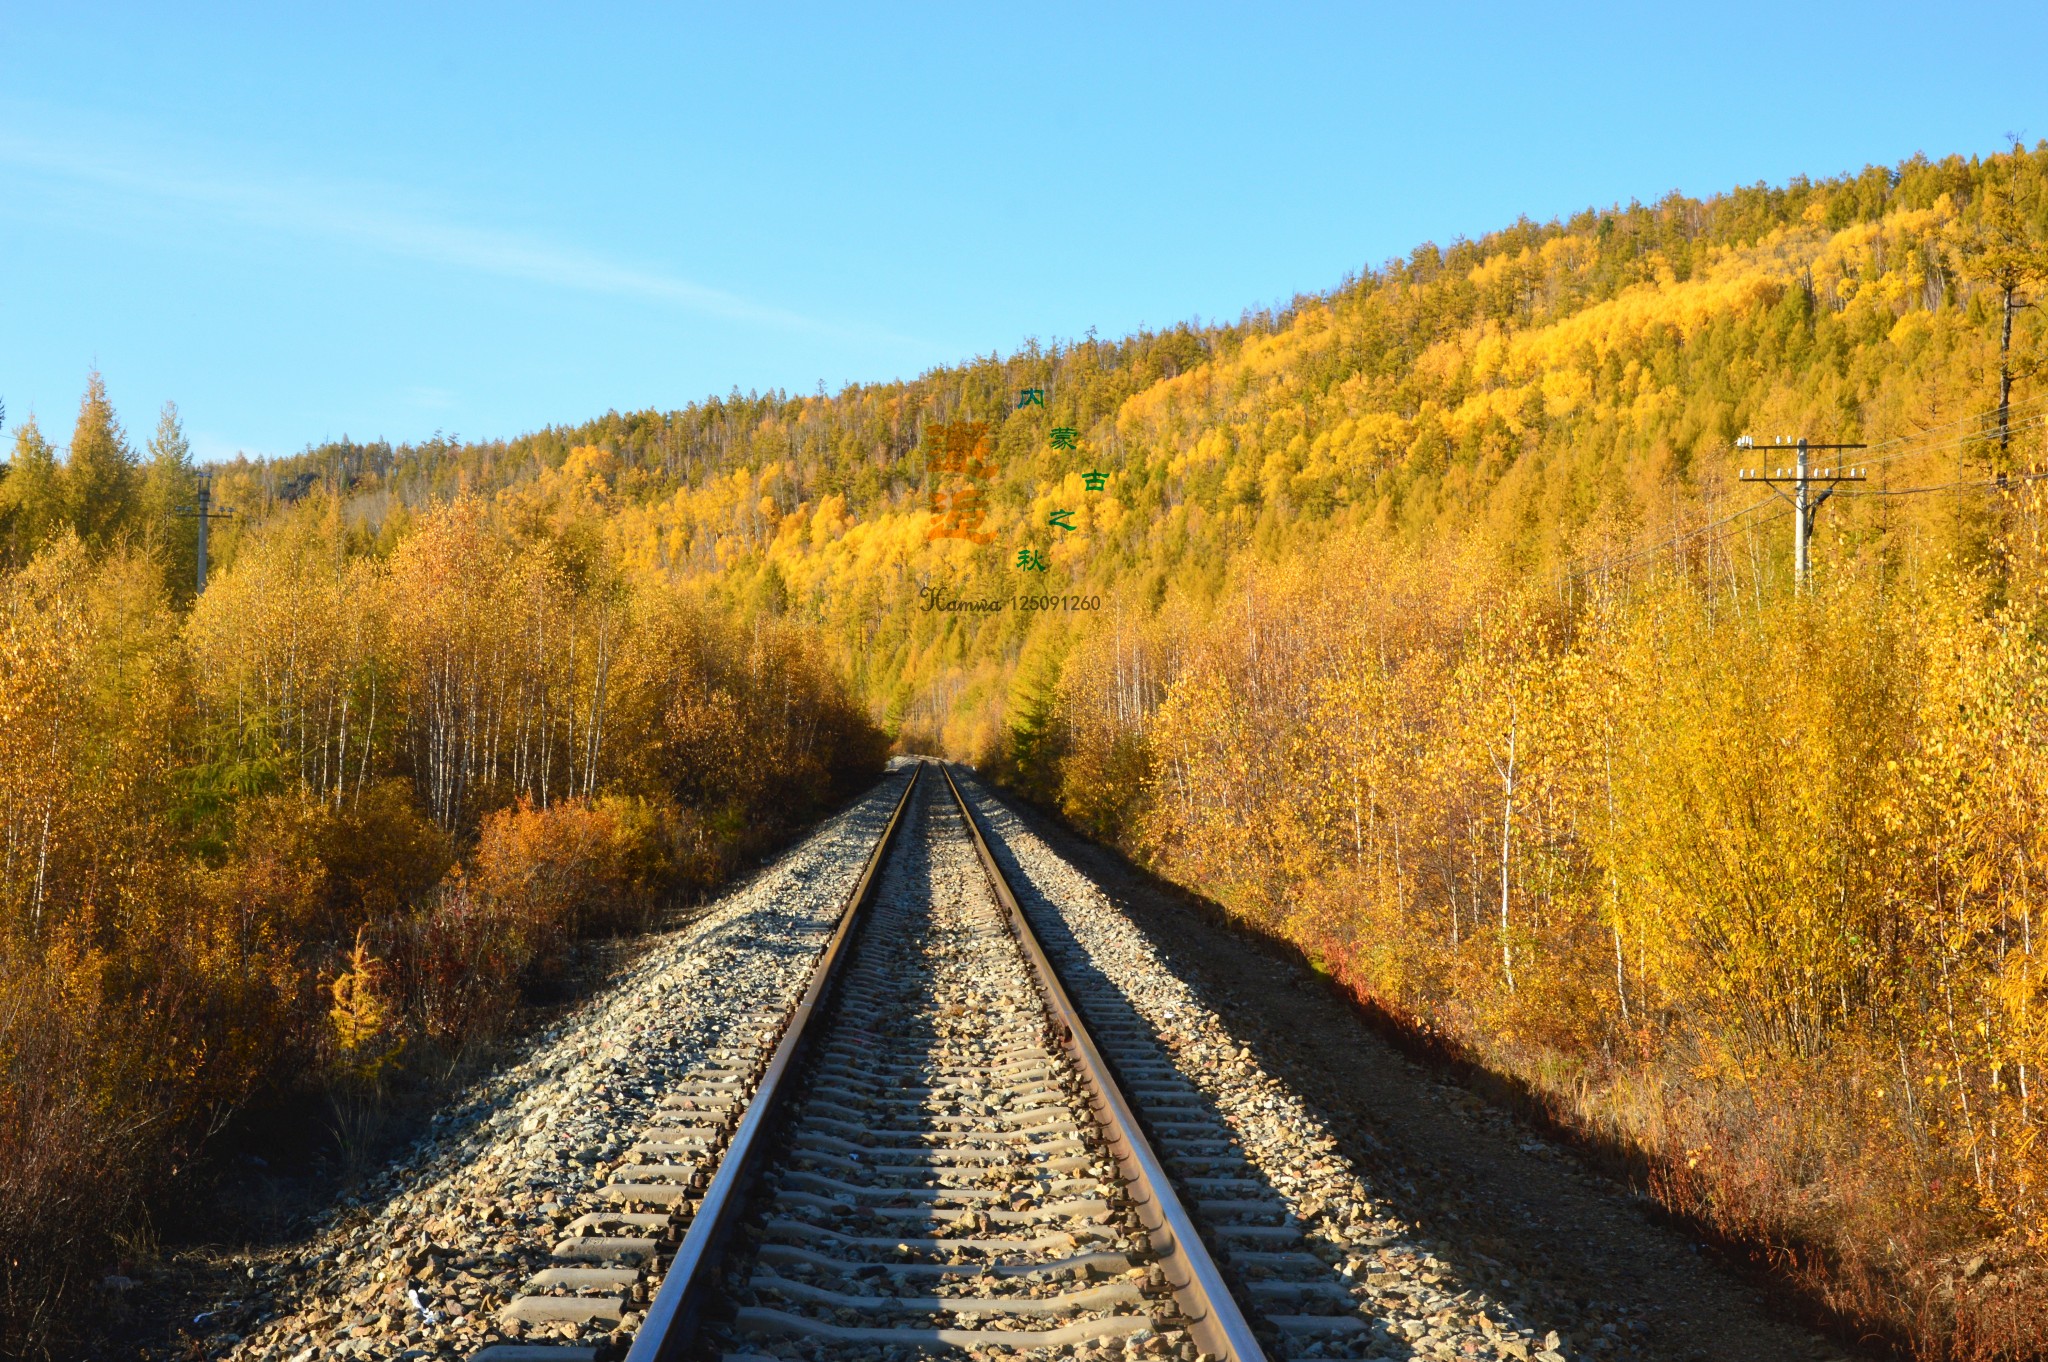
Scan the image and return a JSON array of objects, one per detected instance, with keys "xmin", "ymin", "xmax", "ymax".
[
  {"xmin": 73, "ymin": 933, "xmax": 651, "ymax": 1362},
  {"xmin": 949, "ymin": 775, "xmax": 1442, "ymax": 1360},
  {"xmin": 999, "ymin": 898, "xmax": 1418, "ymax": 1356},
  {"xmin": 953, "ymin": 769, "xmax": 1869, "ymax": 1362}
]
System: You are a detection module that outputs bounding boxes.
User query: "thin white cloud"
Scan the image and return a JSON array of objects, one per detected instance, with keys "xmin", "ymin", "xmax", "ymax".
[
  {"xmin": 0, "ymin": 122, "xmax": 909, "ymax": 345},
  {"xmin": 188, "ymin": 430, "xmax": 254, "ymax": 464},
  {"xmin": 403, "ymin": 386, "xmax": 460, "ymax": 411}
]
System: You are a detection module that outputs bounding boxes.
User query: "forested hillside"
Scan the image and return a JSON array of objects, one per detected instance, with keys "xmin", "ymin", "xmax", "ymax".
[{"xmin": 5, "ymin": 143, "xmax": 2048, "ymax": 1355}]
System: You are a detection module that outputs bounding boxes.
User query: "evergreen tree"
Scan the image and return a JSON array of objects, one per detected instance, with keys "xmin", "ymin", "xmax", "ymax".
[
  {"xmin": 64, "ymin": 371, "xmax": 136, "ymax": 549},
  {"xmin": 0, "ymin": 414, "xmax": 65, "ymax": 566},
  {"xmin": 140, "ymin": 400, "xmax": 199, "ymax": 599}
]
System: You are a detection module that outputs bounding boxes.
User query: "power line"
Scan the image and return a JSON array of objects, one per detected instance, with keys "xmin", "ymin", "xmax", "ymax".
[
  {"xmin": 1730, "ymin": 393, "xmax": 2048, "ymax": 482},
  {"xmin": 1853, "ymin": 414, "xmax": 2048, "ymax": 476},
  {"xmin": 1838, "ymin": 467, "xmax": 2048, "ymax": 499},
  {"xmin": 1875, "ymin": 390, "xmax": 2048, "ymax": 450},
  {"xmin": 1566, "ymin": 494, "xmax": 1778, "ymax": 581},
  {"xmin": 1819, "ymin": 393, "xmax": 2048, "ymax": 472}
]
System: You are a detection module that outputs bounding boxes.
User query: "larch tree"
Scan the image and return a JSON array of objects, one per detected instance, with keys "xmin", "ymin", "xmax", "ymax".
[
  {"xmin": 0, "ymin": 415, "xmax": 65, "ymax": 567},
  {"xmin": 64, "ymin": 372, "xmax": 137, "ymax": 550},
  {"xmin": 1951, "ymin": 163, "xmax": 2048, "ymax": 472},
  {"xmin": 140, "ymin": 401, "xmax": 199, "ymax": 598}
]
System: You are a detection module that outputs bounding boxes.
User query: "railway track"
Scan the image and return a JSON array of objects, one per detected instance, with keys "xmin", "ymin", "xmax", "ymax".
[
  {"xmin": 474, "ymin": 762, "xmax": 1303, "ymax": 1362},
  {"xmin": 195, "ymin": 762, "xmax": 1719, "ymax": 1362},
  {"xmin": 210, "ymin": 763, "xmax": 1568, "ymax": 1362}
]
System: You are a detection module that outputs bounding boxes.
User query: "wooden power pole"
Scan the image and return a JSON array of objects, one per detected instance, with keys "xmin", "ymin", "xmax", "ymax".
[
  {"xmin": 176, "ymin": 474, "xmax": 234, "ymax": 593},
  {"xmin": 1738, "ymin": 436, "xmax": 1867, "ymax": 590}
]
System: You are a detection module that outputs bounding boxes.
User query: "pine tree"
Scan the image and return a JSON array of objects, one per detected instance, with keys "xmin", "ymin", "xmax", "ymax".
[
  {"xmin": 64, "ymin": 371, "xmax": 136, "ymax": 550},
  {"xmin": 0, "ymin": 415, "xmax": 65, "ymax": 566},
  {"xmin": 139, "ymin": 401, "xmax": 199, "ymax": 599}
]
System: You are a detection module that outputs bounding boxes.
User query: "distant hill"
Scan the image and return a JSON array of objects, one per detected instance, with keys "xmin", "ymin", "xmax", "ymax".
[{"xmin": 207, "ymin": 148, "xmax": 2034, "ymax": 754}]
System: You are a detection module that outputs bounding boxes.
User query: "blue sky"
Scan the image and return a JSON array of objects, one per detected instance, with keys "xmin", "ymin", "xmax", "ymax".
[{"xmin": 2, "ymin": 3, "xmax": 2043, "ymax": 462}]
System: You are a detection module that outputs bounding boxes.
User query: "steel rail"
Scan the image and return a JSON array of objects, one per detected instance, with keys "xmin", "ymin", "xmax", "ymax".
[
  {"xmin": 938, "ymin": 763, "xmax": 1270, "ymax": 1362},
  {"xmin": 623, "ymin": 761, "xmax": 923, "ymax": 1362}
]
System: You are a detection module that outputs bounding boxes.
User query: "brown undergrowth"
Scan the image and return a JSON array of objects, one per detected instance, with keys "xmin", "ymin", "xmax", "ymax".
[
  {"xmin": 0, "ymin": 506, "xmax": 885, "ymax": 1358},
  {"xmin": 1134, "ymin": 862, "xmax": 2048, "ymax": 1362}
]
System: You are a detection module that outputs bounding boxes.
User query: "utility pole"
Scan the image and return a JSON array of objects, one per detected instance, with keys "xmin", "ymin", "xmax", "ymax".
[
  {"xmin": 175, "ymin": 473, "xmax": 234, "ymax": 593},
  {"xmin": 1737, "ymin": 436, "xmax": 1867, "ymax": 591}
]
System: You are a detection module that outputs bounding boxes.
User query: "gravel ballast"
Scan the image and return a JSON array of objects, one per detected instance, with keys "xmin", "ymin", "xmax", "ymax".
[
  {"xmin": 956, "ymin": 769, "xmax": 1571, "ymax": 1362},
  {"xmin": 205, "ymin": 768, "xmax": 914, "ymax": 1362}
]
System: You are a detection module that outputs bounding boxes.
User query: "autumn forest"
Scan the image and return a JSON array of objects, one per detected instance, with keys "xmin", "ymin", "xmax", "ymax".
[{"xmin": 6, "ymin": 144, "xmax": 2048, "ymax": 1357}]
